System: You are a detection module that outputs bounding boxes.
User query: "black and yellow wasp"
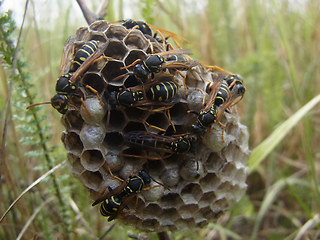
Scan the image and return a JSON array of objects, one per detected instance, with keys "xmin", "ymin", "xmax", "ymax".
[
  {"xmin": 108, "ymin": 89, "xmax": 145, "ymax": 107},
  {"xmin": 111, "ymin": 19, "xmax": 186, "ymax": 49},
  {"xmin": 123, "ymin": 131, "xmax": 194, "ymax": 154},
  {"xmin": 191, "ymin": 74, "xmax": 245, "ymax": 139},
  {"xmin": 92, "ymin": 170, "xmax": 163, "ymax": 221},
  {"xmin": 27, "ymin": 40, "xmax": 109, "ymax": 113},
  {"xmin": 117, "ymin": 49, "xmax": 195, "ymax": 82},
  {"xmin": 108, "ymin": 78, "xmax": 179, "ymax": 108},
  {"xmin": 112, "ymin": 49, "xmax": 197, "ymax": 100}
]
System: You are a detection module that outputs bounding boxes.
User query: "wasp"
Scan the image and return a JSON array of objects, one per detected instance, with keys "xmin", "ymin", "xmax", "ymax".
[
  {"xmin": 191, "ymin": 74, "xmax": 245, "ymax": 138},
  {"xmin": 213, "ymin": 80, "xmax": 230, "ymax": 107},
  {"xmin": 69, "ymin": 40, "xmax": 98, "ymax": 72},
  {"xmin": 109, "ymin": 89, "xmax": 144, "ymax": 107},
  {"xmin": 119, "ymin": 19, "xmax": 153, "ymax": 36},
  {"xmin": 45, "ymin": 42, "xmax": 101, "ymax": 113},
  {"xmin": 224, "ymin": 74, "xmax": 246, "ymax": 97},
  {"xmin": 113, "ymin": 50, "xmax": 197, "ymax": 97},
  {"xmin": 118, "ymin": 49, "xmax": 195, "ymax": 81},
  {"xmin": 146, "ymin": 80, "xmax": 178, "ymax": 102},
  {"xmin": 124, "ymin": 131, "xmax": 194, "ymax": 154},
  {"xmin": 27, "ymin": 40, "xmax": 109, "ymax": 113},
  {"xmin": 111, "ymin": 19, "xmax": 186, "ymax": 49},
  {"xmin": 92, "ymin": 170, "xmax": 163, "ymax": 221},
  {"xmin": 166, "ymin": 54, "xmax": 190, "ymax": 62},
  {"xmin": 109, "ymin": 77, "xmax": 179, "ymax": 110}
]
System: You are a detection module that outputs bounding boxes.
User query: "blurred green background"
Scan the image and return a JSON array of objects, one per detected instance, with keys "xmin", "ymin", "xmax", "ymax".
[{"xmin": 1, "ymin": 0, "xmax": 319, "ymax": 239}]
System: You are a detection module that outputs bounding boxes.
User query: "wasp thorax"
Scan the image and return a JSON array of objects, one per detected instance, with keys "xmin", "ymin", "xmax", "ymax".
[{"xmin": 60, "ymin": 20, "xmax": 249, "ymax": 232}]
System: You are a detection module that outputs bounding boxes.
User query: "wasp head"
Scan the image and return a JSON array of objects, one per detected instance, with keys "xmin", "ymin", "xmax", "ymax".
[{"xmin": 133, "ymin": 64, "xmax": 149, "ymax": 81}]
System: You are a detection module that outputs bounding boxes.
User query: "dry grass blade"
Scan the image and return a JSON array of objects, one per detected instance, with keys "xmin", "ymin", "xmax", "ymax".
[
  {"xmin": 248, "ymin": 94, "xmax": 320, "ymax": 172},
  {"xmin": 68, "ymin": 198, "xmax": 99, "ymax": 239},
  {"xmin": 294, "ymin": 214, "xmax": 320, "ymax": 240},
  {"xmin": 0, "ymin": 160, "xmax": 66, "ymax": 223},
  {"xmin": 0, "ymin": 0, "xmax": 29, "ymax": 156},
  {"xmin": 16, "ymin": 197, "xmax": 54, "ymax": 240}
]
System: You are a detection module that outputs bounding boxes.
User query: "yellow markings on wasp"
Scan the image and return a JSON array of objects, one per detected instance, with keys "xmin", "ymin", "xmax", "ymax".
[{"xmin": 163, "ymin": 83, "xmax": 169, "ymax": 100}]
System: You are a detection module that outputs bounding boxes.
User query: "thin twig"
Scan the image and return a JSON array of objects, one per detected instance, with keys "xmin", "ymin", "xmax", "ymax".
[
  {"xmin": 76, "ymin": 0, "xmax": 98, "ymax": 25},
  {"xmin": 98, "ymin": 223, "xmax": 116, "ymax": 240}
]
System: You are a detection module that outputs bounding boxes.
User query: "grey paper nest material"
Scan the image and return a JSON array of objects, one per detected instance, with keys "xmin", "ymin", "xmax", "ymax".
[{"xmin": 60, "ymin": 20, "xmax": 250, "ymax": 232}]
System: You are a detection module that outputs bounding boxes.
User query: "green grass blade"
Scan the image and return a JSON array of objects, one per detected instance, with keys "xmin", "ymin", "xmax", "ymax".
[
  {"xmin": 248, "ymin": 94, "xmax": 320, "ymax": 172},
  {"xmin": 208, "ymin": 223, "xmax": 242, "ymax": 239},
  {"xmin": 250, "ymin": 177, "xmax": 310, "ymax": 240}
]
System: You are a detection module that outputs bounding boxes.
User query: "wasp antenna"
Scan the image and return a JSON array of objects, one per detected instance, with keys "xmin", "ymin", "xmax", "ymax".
[
  {"xmin": 26, "ymin": 102, "xmax": 51, "ymax": 110},
  {"xmin": 187, "ymin": 110, "xmax": 199, "ymax": 116},
  {"xmin": 150, "ymin": 176, "xmax": 171, "ymax": 191}
]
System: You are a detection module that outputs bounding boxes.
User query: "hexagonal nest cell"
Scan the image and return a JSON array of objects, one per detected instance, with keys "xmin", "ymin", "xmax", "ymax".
[{"xmin": 57, "ymin": 20, "xmax": 250, "ymax": 232}]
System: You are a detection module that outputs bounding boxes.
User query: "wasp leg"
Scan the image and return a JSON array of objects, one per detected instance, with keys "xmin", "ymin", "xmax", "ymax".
[
  {"xmin": 120, "ymin": 59, "xmax": 142, "ymax": 70},
  {"xmin": 217, "ymin": 121, "xmax": 226, "ymax": 142},
  {"xmin": 166, "ymin": 42, "xmax": 175, "ymax": 51},
  {"xmin": 161, "ymin": 71, "xmax": 181, "ymax": 87},
  {"xmin": 131, "ymin": 195, "xmax": 139, "ymax": 214},
  {"xmin": 227, "ymin": 79, "xmax": 237, "ymax": 89},
  {"xmin": 171, "ymin": 37, "xmax": 181, "ymax": 49},
  {"xmin": 195, "ymin": 88, "xmax": 206, "ymax": 107},
  {"xmin": 68, "ymin": 102, "xmax": 78, "ymax": 110},
  {"xmin": 143, "ymin": 120, "xmax": 167, "ymax": 132},
  {"xmin": 85, "ymin": 85, "xmax": 105, "ymax": 107},
  {"xmin": 147, "ymin": 39, "xmax": 154, "ymax": 54},
  {"xmin": 154, "ymin": 29, "xmax": 167, "ymax": 51},
  {"xmin": 107, "ymin": 165, "xmax": 125, "ymax": 182},
  {"xmin": 203, "ymin": 64, "xmax": 233, "ymax": 75},
  {"xmin": 136, "ymin": 105, "xmax": 174, "ymax": 113},
  {"xmin": 176, "ymin": 70, "xmax": 187, "ymax": 96},
  {"xmin": 141, "ymin": 185, "xmax": 161, "ymax": 191},
  {"xmin": 187, "ymin": 110, "xmax": 199, "ymax": 116},
  {"xmin": 92, "ymin": 55, "xmax": 113, "ymax": 64},
  {"xmin": 112, "ymin": 73, "xmax": 128, "ymax": 82},
  {"xmin": 167, "ymin": 109, "xmax": 176, "ymax": 133},
  {"xmin": 80, "ymin": 98, "xmax": 92, "ymax": 116}
]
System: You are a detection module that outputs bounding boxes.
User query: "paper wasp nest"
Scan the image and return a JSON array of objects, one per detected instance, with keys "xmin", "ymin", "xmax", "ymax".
[{"xmin": 61, "ymin": 20, "xmax": 249, "ymax": 232}]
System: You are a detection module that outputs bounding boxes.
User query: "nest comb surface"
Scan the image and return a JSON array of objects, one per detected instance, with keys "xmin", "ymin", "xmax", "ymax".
[{"xmin": 60, "ymin": 20, "xmax": 250, "ymax": 232}]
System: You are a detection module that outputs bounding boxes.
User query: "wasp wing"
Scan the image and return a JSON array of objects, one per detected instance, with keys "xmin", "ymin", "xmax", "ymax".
[
  {"xmin": 124, "ymin": 131, "xmax": 187, "ymax": 152},
  {"xmin": 59, "ymin": 35, "xmax": 76, "ymax": 76},
  {"xmin": 202, "ymin": 74, "xmax": 225, "ymax": 112},
  {"xmin": 216, "ymin": 83, "xmax": 245, "ymax": 120},
  {"xmin": 147, "ymin": 24, "xmax": 189, "ymax": 47},
  {"xmin": 156, "ymin": 48, "xmax": 191, "ymax": 57},
  {"xmin": 92, "ymin": 181, "xmax": 127, "ymax": 206}
]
